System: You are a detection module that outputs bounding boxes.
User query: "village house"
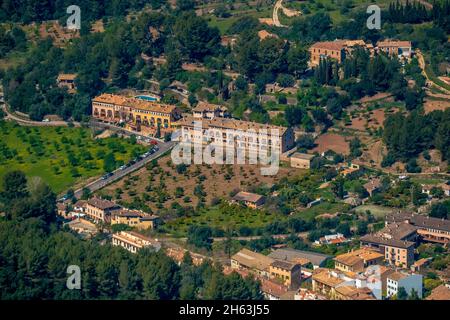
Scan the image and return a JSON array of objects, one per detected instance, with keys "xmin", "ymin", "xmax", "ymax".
[
  {"xmin": 178, "ymin": 116, "xmax": 295, "ymax": 153},
  {"xmin": 316, "ymin": 233, "xmax": 349, "ymax": 246},
  {"xmin": 111, "ymin": 209, "xmax": 160, "ymax": 230},
  {"xmin": 334, "ymin": 248, "xmax": 384, "ymax": 273},
  {"xmin": 112, "ymin": 231, "xmax": 161, "ymax": 254},
  {"xmin": 376, "ymin": 40, "xmax": 412, "ymax": 58},
  {"xmin": 92, "ymin": 93, "xmax": 182, "ymax": 132},
  {"xmin": 333, "ymin": 286, "xmax": 376, "ymax": 300},
  {"xmin": 257, "ymin": 30, "xmax": 278, "ymax": 41},
  {"xmin": 268, "ymin": 248, "xmax": 332, "ymax": 270},
  {"xmin": 84, "ymin": 197, "xmax": 122, "ymax": 223},
  {"xmin": 363, "ymin": 177, "xmax": 382, "ymax": 197},
  {"xmin": 308, "ymin": 40, "xmax": 372, "ymax": 67},
  {"xmin": 57, "ymin": 73, "xmax": 77, "ymax": 93},
  {"xmin": 231, "ymin": 248, "xmax": 274, "ymax": 278},
  {"xmin": 311, "ymin": 269, "xmax": 347, "ymax": 298},
  {"xmin": 269, "ymin": 260, "xmax": 302, "ymax": 289},
  {"xmin": 192, "ymin": 101, "xmax": 229, "ymax": 120},
  {"xmin": 290, "ymin": 152, "xmax": 315, "ymax": 169},
  {"xmin": 386, "ymin": 271, "xmax": 423, "ymax": 298},
  {"xmin": 231, "ymin": 191, "xmax": 266, "ymax": 209}
]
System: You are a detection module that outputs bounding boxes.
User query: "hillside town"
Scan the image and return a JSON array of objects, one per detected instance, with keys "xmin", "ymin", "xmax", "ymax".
[{"xmin": 0, "ymin": 0, "xmax": 449, "ymax": 306}]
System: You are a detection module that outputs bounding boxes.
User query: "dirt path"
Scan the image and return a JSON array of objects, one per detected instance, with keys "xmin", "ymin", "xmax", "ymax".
[{"xmin": 416, "ymin": 49, "xmax": 450, "ymax": 95}]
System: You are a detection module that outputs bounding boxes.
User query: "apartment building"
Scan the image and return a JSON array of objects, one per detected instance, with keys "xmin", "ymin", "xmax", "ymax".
[
  {"xmin": 92, "ymin": 93, "xmax": 182, "ymax": 130},
  {"xmin": 386, "ymin": 272, "xmax": 423, "ymax": 298},
  {"xmin": 192, "ymin": 101, "xmax": 229, "ymax": 120},
  {"xmin": 177, "ymin": 116, "xmax": 295, "ymax": 153},
  {"xmin": 111, "ymin": 210, "xmax": 160, "ymax": 230},
  {"xmin": 85, "ymin": 197, "xmax": 122, "ymax": 223},
  {"xmin": 112, "ymin": 231, "xmax": 161, "ymax": 254}
]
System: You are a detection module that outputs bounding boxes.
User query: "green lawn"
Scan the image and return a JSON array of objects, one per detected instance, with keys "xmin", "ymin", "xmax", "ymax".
[
  {"xmin": 0, "ymin": 121, "xmax": 147, "ymax": 193},
  {"xmin": 354, "ymin": 204, "xmax": 394, "ymax": 218}
]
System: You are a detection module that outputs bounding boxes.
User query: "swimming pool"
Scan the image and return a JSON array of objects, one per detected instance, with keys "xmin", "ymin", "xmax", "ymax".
[{"xmin": 135, "ymin": 95, "xmax": 158, "ymax": 102}]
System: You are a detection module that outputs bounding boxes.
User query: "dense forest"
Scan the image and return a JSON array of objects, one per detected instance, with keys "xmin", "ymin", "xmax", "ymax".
[
  {"xmin": 0, "ymin": 171, "xmax": 263, "ymax": 300},
  {"xmin": 383, "ymin": 109, "xmax": 450, "ymax": 167}
]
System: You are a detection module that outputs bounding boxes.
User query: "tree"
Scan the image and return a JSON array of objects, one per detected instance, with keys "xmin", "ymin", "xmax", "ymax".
[
  {"xmin": 332, "ymin": 177, "xmax": 345, "ymax": 199},
  {"xmin": 1, "ymin": 170, "xmax": 28, "ymax": 201},
  {"xmin": 397, "ymin": 287, "xmax": 408, "ymax": 300},
  {"xmin": 187, "ymin": 225, "xmax": 212, "ymax": 250},
  {"xmin": 430, "ymin": 203, "xmax": 448, "ymax": 219},
  {"xmin": 103, "ymin": 152, "xmax": 117, "ymax": 173},
  {"xmin": 287, "ymin": 46, "xmax": 309, "ymax": 78},
  {"xmin": 284, "ymin": 106, "xmax": 303, "ymax": 126},
  {"xmin": 296, "ymin": 134, "xmax": 315, "ymax": 149}
]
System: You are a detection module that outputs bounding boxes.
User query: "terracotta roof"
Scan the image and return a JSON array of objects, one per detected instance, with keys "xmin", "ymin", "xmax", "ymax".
[
  {"xmin": 232, "ymin": 191, "xmax": 264, "ymax": 204},
  {"xmin": 335, "ymin": 248, "xmax": 383, "ymax": 266},
  {"xmin": 312, "ymin": 269, "xmax": 346, "ymax": 287},
  {"xmin": 270, "ymin": 260, "xmax": 299, "ymax": 271},
  {"xmin": 231, "ymin": 248, "xmax": 274, "ymax": 272},
  {"xmin": 193, "ymin": 101, "xmax": 225, "ymax": 113},
  {"xmin": 291, "ymin": 152, "xmax": 315, "ymax": 160},
  {"xmin": 92, "ymin": 93, "xmax": 177, "ymax": 114},
  {"xmin": 377, "ymin": 40, "xmax": 411, "ymax": 48},
  {"xmin": 388, "ymin": 271, "xmax": 408, "ymax": 282},
  {"xmin": 87, "ymin": 197, "xmax": 120, "ymax": 210},
  {"xmin": 335, "ymin": 286, "xmax": 376, "ymax": 300},
  {"xmin": 261, "ymin": 278, "xmax": 288, "ymax": 298},
  {"xmin": 334, "ymin": 254, "xmax": 363, "ymax": 267},
  {"xmin": 258, "ymin": 30, "xmax": 278, "ymax": 40},
  {"xmin": 426, "ymin": 285, "xmax": 450, "ymax": 300},
  {"xmin": 386, "ymin": 212, "xmax": 450, "ymax": 233},
  {"xmin": 363, "ymin": 178, "xmax": 382, "ymax": 192},
  {"xmin": 310, "ymin": 40, "xmax": 347, "ymax": 51},
  {"xmin": 178, "ymin": 116, "xmax": 289, "ymax": 135},
  {"xmin": 360, "ymin": 234, "xmax": 415, "ymax": 249},
  {"xmin": 57, "ymin": 73, "xmax": 77, "ymax": 81}
]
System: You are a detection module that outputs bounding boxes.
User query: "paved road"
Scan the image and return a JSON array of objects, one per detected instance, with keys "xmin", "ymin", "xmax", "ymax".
[
  {"xmin": 72, "ymin": 140, "xmax": 175, "ymax": 199},
  {"xmin": 1, "ymin": 103, "xmax": 81, "ymax": 127},
  {"xmin": 416, "ymin": 49, "xmax": 450, "ymax": 95},
  {"xmin": 273, "ymin": 0, "xmax": 286, "ymax": 27}
]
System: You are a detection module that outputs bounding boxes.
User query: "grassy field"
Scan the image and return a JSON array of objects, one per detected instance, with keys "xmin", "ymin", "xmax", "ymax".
[
  {"xmin": 354, "ymin": 204, "xmax": 394, "ymax": 218},
  {"xmin": 0, "ymin": 121, "xmax": 147, "ymax": 193}
]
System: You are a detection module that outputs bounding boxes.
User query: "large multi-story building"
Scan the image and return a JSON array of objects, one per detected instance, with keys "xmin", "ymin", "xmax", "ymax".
[
  {"xmin": 177, "ymin": 116, "xmax": 295, "ymax": 153},
  {"xmin": 111, "ymin": 210, "xmax": 160, "ymax": 230},
  {"xmin": 386, "ymin": 211, "xmax": 450, "ymax": 244},
  {"xmin": 85, "ymin": 197, "xmax": 122, "ymax": 223},
  {"xmin": 360, "ymin": 219, "xmax": 419, "ymax": 268},
  {"xmin": 308, "ymin": 40, "xmax": 371, "ymax": 67},
  {"xmin": 92, "ymin": 93, "xmax": 182, "ymax": 131}
]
